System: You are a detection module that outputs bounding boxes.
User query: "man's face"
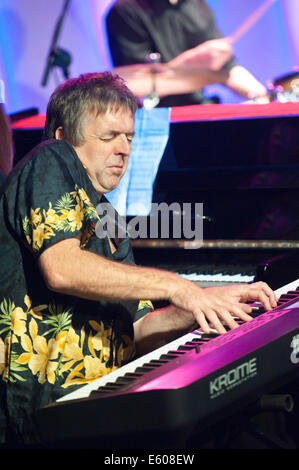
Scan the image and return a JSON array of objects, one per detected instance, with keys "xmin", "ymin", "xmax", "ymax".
[{"xmin": 73, "ymin": 107, "xmax": 135, "ymax": 197}]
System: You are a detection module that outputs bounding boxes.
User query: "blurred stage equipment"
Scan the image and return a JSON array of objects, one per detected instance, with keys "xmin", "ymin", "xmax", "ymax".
[
  {"xmin": 142, "ymin": 52, "xmax": 161, "ymax": 109},
  {"xmin": 41, "ymin": 0, "xmax": 72, "ymax": 86},
  {"xmin": 268, "ymin": 71, "xmax": 299, "ymax": 103}
]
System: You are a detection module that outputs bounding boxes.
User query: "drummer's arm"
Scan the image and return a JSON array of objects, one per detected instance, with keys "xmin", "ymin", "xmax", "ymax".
[
  {"xmin": 118, "ymin": 64, "xmax": 230, "ymax": 99},
  {"xmin": 150, "ymin": 64, "xmax": 269, "ymax": 102},
  {"xmin": 223, "ymin": 65, "xmax": 269, "ymax": 102},
  {"xmin": 115, "ymin": 53, "xmax": 269, "ymax": 103},
  {"xmin": 119, "ymin": 64, "xmax": 269, "ymax": 103},
  {"xmin": 160, "ymin": 45, "xmax": 269, "ymax": 102}
]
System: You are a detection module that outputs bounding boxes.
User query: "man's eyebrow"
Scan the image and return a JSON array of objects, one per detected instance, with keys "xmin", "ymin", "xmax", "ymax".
[{"xmin": 100, "ymin": 130, "xmax": 135, "ymax": 136}]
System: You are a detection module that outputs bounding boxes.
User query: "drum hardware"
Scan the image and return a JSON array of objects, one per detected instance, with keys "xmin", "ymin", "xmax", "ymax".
[
  {"xmin": 268, "ymin": 71, "xmax": 299, "ymax": 103},
  {"xmin": 142, "ymin": 53, "xmax": 161, "ymax": 109}
]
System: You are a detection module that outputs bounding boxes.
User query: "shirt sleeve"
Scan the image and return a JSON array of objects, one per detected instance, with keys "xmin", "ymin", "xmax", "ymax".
[
  {"xmin": 134, "ymin": 299, "xmax": 155, "ymax": 322},
  {"xmin": 13, "ymin": 140, "xmax": 99, "ymax": 257}
]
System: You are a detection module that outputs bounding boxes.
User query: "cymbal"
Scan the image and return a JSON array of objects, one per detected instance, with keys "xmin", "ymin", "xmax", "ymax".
[{"xmin": 111, "ymin": 62, "xmax": 229, "ymax": 98}]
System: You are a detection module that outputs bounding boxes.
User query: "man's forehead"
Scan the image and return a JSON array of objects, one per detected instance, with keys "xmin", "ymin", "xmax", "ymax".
[{"xmin": 84, "ymin": 107, "xmax": 135, "ymax": 132}]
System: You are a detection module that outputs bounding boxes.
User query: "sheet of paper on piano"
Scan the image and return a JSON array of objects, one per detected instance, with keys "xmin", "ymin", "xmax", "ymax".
[{"xmin": 106, "ymin": 107, "xmax": 170, "ymax": 216}]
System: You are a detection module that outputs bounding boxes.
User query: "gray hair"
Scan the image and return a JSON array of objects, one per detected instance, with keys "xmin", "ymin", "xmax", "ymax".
[{"xmin": 44, "ymin": 72, "xmax": 138, "ymax": 146}]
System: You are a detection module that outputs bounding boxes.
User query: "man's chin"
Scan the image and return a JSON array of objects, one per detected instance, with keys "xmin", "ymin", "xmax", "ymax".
[{"xmin": 102, "ymin": 178, "xmax": 123, "ymax": 194}]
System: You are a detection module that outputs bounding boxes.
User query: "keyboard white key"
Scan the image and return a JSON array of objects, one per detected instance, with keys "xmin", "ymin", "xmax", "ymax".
[
  {"xmin": 274, "ymin": 279, "xmax": 299, "ymax": 298},
  {"xmin": 178, "ymin": 272, "xmax": 254, "ymax": 284}
]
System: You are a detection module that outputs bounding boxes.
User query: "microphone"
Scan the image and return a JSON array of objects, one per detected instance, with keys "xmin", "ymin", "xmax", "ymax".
[{"xmin": 41, "ymin": 0, "xmax": 71, "ymax": 86}]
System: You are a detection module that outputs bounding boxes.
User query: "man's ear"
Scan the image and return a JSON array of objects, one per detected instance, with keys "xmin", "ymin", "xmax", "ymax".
[{"xmin": 55, "ymin": 127, "xmax": 65, "ymax": 140}]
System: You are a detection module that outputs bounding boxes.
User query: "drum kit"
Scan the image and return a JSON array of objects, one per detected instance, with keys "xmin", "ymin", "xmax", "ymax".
[
  {"xmin": 113, "ymin": 58, "xmax": 232, "ymax": 108},
  {"xmin": 111, "ymin": 0, "xmax": 299, "ymax": 107}
]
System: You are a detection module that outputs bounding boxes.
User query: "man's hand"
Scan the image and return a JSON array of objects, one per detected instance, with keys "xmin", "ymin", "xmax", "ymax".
[
  {"xmin": 169, "ymin": 38, "xmax": 233, "ymax": 71},
  {"xmin": 168, "ymin": 281, "xmax": 277, "ymax": 335}
]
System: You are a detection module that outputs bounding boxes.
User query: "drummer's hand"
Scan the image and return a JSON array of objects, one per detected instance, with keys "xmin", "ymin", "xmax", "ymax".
[
  {"xmin": 169, "ymin": 38, "xmax": 233, "ymax": 71},
  {"xmin": 169, "ymin": 280, "xmax": 277, "ymax": 335}
]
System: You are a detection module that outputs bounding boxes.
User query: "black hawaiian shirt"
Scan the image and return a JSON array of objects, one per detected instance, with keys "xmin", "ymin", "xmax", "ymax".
[{"xmin": 0, "ymin": 139, "xmax": 153, "ymax": 445}]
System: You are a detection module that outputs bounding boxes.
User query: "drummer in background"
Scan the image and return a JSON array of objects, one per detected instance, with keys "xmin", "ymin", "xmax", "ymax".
[{"xmin": 105, "ymin": 0, "xmax": 269, "ymax": 107}]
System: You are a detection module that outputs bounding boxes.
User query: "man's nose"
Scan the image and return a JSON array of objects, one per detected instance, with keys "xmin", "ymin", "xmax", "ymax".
[{"xmin": 115, "ymin": 134, "xmax": 131, "ymax": 155}]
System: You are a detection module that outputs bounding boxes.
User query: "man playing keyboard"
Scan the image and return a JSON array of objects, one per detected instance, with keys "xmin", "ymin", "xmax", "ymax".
[{"xmin": 0, "ymin": 72, "xmax": 276, "ymax": 448}]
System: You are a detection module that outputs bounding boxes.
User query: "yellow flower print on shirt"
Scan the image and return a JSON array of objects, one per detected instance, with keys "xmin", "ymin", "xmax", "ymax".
[
  {"xmin": 11, "ymin": 307, "xmax": 27, "ymax": 337},
  {"xmin": 16, "ymin": 320, "xmax": 60, "ymax": 385},
  {"xmin": 22, "ymin": 185, "xmax": 99, "ymax": 252},
  {"xmin": 28, "ymin": 336, "xmax": 60, "ymax": 384},
  {"xmin": 84, "ymin": 356, "xmax": 112, "ymax": 381},
  {"xmin": 89, "ymin": 320, "xmax": 112, "ymax": 362},
  {"xmin": 67, "ymin": 203, "xmax": 85, "ymax": 232},
  {"xmin": 32, "ymin": 223, "xmax": 54, "ymax": 251},
  {"xmin": 1, "ymin": 295, "xmax": 135, "ymax": 388},
  {"xmin": 59, "ymin": 326, "xmax": 85, "ymax": 372},
  {"xmin": 77, "ymin": 188, "xmax": 90, "ymax": 204},
  {"xmin": 44, "ymin": 202, "xmax": 60, "ymax": 226},
  {"xmin": 60, "ymin": 322, "xmax": 116, "ymax": 388},
  {"xmin": 30, "ymin": 208, "xmax": 42, "ymax": 226},
  {"xmin": 137, "ymin": 300, "xmax": 154, "ymax": 312}
]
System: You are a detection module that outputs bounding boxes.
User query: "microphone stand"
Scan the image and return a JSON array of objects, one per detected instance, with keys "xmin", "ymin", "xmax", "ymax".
[{"xmin": 41, "ymin": 0, "xmax": 72, "ymax": 86}]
